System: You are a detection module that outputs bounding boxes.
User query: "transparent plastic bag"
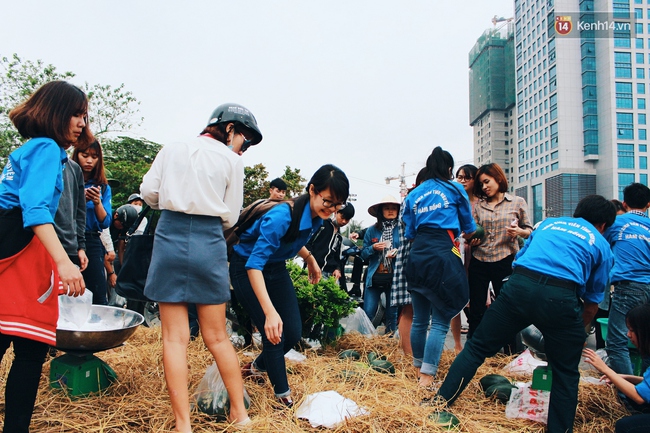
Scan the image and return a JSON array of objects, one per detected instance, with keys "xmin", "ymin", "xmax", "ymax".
[
  {"xmin": 339, "ymin": 307, "xmax": 377, "ymax": 336},
  {"xmin": 503, "ymin": 349, "xmax": 547, "ymax": 375},
  {"xmin": 193, "ymin": 362, "xmax": 251, "ymax": 418},
  {"xmin": 57, "ymin": 290, "xmax": 93, "ymax": 330},
  {"xmin": 505, "ymin": 383, "xmax": 550, "ymax": 424}
]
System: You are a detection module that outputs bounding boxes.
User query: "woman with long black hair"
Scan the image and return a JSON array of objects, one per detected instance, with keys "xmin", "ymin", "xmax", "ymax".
[
  {"xmin": 230, "ymin": 164, "xmax": 349, "ymax": 408},
  {"xmin": 72, "ymin": 140, "xmax": 112, "ymax": 305},
  {"xmin": 402, "ymin": 146, "xmax": 475, "ymax": 389}
]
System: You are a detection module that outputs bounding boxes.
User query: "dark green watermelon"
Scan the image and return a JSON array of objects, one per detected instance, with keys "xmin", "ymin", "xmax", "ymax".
[
  {"xmin": 196, "ymin": 390, "xmax": 250, "ymax": 418},
  {"xmin": 367, "ymin": 351, "xmax": 387, "ymax": 363},
  {"xmin": 429, "ymin": 410, "xmax": 460, "ymax": 429},
  {"xmin": 484, "ymin": 383, "xmax": 517, "ymax": 403},
  {"xmin": 471, "ymin": 224, "xmax": 485, "ymax": 240},
  {"xmin": 338, "ymin": 349, "xmax": 361, "ymax": 360},
  {"xmin": 339, "ymin": 369, "xmax": 362, "ymax": 381},
  {"xmin": 196, "ymin": 390, "xmax": 228, "ymax": 416},
  {"xmin": 479, "ymin": 374, "xmax": 510, "ymax": 392},
  {"xmin": 370, "ymin": 359, "xmax": 395, "ymax": 374}
]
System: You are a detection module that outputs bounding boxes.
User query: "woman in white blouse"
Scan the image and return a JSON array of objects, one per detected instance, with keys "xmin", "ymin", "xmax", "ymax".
[{"xmin": 140, "ymin": 103, "xmax": 262, "ymax": 432}]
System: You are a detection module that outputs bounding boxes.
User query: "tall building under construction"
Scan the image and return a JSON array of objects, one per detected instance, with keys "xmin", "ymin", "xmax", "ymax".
[{"xmin": 469, "ymin": 25, "xmax": 516, "ymax": 190}]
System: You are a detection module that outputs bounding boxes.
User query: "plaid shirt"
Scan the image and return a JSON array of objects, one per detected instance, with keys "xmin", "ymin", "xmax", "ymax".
[
  {"xmin": 390, "ymin": 207, "xmax": 412, "ymax": 307},
  {"xmin": 472, "ymin": 193, "xmax": 532, "ymax": 262}
]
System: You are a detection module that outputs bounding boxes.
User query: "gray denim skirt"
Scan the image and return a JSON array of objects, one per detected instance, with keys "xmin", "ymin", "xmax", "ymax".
[{"xmin": 143, "ymin": 210, "xmax": 230, "ymax": 304}]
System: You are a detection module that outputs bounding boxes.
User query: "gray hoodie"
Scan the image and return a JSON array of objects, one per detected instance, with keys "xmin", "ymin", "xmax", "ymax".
[{"xmin": 54, "ymin": 159, "xmax": 86, "ymax": 255}]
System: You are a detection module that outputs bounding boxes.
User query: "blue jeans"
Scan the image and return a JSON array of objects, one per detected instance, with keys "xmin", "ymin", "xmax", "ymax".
[
  {"xmin": 363, "ymin": 280, "xmax": 398, "ymax": 333},
  {"xmin": 410, "ymin": 291, "xmax": 450, "ymax": 376},
  {"xmin": 437, "ymin": 272, "xmax": 586, "ymax": 433},
  {"xmin": 229, "ymin": 254, "xmax": 301, "ymax": 397},
  {"xmin": 607, "ymin": 281, "xmax": 650, "ymax": 375}
]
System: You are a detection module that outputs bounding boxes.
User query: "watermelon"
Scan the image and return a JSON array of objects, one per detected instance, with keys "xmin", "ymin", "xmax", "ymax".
[
  {"xmin": 196, "ymin": 390, "xmax": 229, "ymax": 417},
  {"xmin": 471, "ymin": 224, "xmax": 485, "ymax": 240},
  {"xmin": 484, "ymin": 383, "xmax": 517, "ymax": 403},
  {"xmin": 429, "ymin": 410, "xmax": 460, "ymax": 429},
  {"xmin": 338, "ymin": 349, "xmax": 361, "ymax": 360},
  {"xmin": 339, "ymin": 369, "xmax": 362, "ymax": 381},
  {"xmin": 478, "ymin": 374, "xmax": 510, "ymax": 392},
  {"xmin": 367, "ymin": 351, "xmax": 386, "ymax": 363},
  {"xmin": 195, "ymin": 390, "xmax": 251, "ymax": 418},
  {"xmin": 370, "ymin": 359, "xmax": 395, "ymax": 374}
]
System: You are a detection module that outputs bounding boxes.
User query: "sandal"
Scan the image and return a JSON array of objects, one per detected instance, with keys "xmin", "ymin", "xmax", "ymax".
[
  {"xmin": 275, "ymin": 395, "xmax": 294, "ymax": 409},
  {"xmin": 233, "ymin": 417, "xmax": 251, "ymax": 430}
]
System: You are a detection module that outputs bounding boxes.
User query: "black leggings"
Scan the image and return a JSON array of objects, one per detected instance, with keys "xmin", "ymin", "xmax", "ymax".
[{"xmin": 0, "ymin": 333, "xmax": 49, "ymax": 433}]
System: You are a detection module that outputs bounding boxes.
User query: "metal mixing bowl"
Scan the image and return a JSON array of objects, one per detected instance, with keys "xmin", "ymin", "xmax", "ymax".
[{"xmin": 56, "ymin": 305, "xmax": 144, "ymax": 352}]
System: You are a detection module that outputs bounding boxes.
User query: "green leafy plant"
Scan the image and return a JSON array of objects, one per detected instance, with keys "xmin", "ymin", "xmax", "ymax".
[{"xmin": 287, "ymin": 261, "xmax": 357, "ymax": 344}]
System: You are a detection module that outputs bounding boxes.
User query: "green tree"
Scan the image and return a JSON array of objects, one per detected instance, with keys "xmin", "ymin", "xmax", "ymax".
[
  {"xmin": 83, "ymin": 83, "xmax": 143, "ymax": 136},
  {"xmin": 280, "ymin": 165, "xmax": 306, "ymax": 198},
  {"xmin": 243, "ymin": 163, "xmax": 270, "ymax": 206},
  {"xmin": 0, "ymin": 53, "xmax": 142, "ymax": 167},
  {"xmin": 242, "ymin": 163, "xmax": 307, "ymax": 206},
  {"xmin": 102, "ymin": 136, "xmax": 162, "ymax": 205}
]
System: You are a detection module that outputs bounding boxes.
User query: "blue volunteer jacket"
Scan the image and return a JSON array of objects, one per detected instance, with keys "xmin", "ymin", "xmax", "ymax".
[
  {"xmin": 514, "ymin": 217, "xmax": 613, "ymax": 304},
  {"xmin": 0, "ymin": 138, "xmax": 67, "ymax": 227},
  {"xmin": 604, "ymin": 212, "xmax": 650, "ymax": 284},
  {"xmin": 233, "ymin": 200, "xmax": 322, "ymax": 271},
  {"xmin": 402, "ymin": 178, "xmax": 475, "ymax": 240}
]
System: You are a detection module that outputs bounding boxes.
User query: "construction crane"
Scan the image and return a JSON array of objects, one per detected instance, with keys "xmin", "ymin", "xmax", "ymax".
[
  {"xmin": 491, "ymin": 15, "xmax": 513, "ymax": 26},
  {"xmin": 385, "ymin": 162, "xmax": 416, "ymax": 200}
]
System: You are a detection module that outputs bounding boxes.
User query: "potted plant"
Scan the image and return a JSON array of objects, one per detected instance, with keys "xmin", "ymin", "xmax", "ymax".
[{"xmin": 287, "ymin": 262, "xmax": 357, "ymax": 344}]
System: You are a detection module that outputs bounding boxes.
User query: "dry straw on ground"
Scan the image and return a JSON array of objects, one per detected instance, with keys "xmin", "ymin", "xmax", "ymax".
[{"xmin": 0, "ymin": 328, "xmax": 629, "ymax": 432}]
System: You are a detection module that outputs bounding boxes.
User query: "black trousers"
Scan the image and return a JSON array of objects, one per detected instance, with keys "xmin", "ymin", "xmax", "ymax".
[
  {"xmin": 438, "ymin": 272, "xmax": 586, "ymax": 433},
  {"xmin": 467, "ymin": 254, "xmax": 514, "ymax": 338},
  {"xmin": 616, "ymin": 414, "xmax": 650, "ymax": 433},
  {"xmin": 0, "ymin": 333, "xmax": 49, "ymax": 433}
]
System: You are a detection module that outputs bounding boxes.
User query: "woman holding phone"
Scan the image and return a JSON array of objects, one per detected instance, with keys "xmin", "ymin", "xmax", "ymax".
[{"xmin": 72, "ymin": 141, "xmax": 112, "ymax": 305}]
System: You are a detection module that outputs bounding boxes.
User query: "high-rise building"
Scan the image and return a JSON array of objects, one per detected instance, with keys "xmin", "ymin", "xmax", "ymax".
[
  {"xmin": 509, "ymin": 0, "xmax": 645, "ymax": 223},
  {"xmin": 469, "ymin": 25, "xmax": 516, "ymax": 187}
]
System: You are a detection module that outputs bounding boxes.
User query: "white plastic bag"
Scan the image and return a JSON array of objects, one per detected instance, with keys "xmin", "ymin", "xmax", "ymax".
[
  {"xmin": 505, "ymin": 383, "xmax": 550, "ymax": 424},
  {"xmin": 339, "ymin": 307, "xmax": 377, "ymax": 336},
  {"xmin": 295, "ymin": 390, "xmax": 369, "ymax": 428},
  {"xmin": 57, "ymin": 290, "xmax": 93, "ymax": 330},
  {"xmin": 503, "ymin": 349, "xmax": 547, "ymax": 375},
  {"xmin": 193, "ymin": 362, "xmax": 250, "ymax": 418},
  {"xmin": 285, "ymin": 348, "xmax": 307, "ymax": 362}
]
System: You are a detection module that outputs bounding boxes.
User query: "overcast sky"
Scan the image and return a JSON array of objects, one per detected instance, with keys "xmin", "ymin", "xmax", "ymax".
[{"xmin": 2, "ymin": 0, "xmax": 513, "ymax": 227}]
